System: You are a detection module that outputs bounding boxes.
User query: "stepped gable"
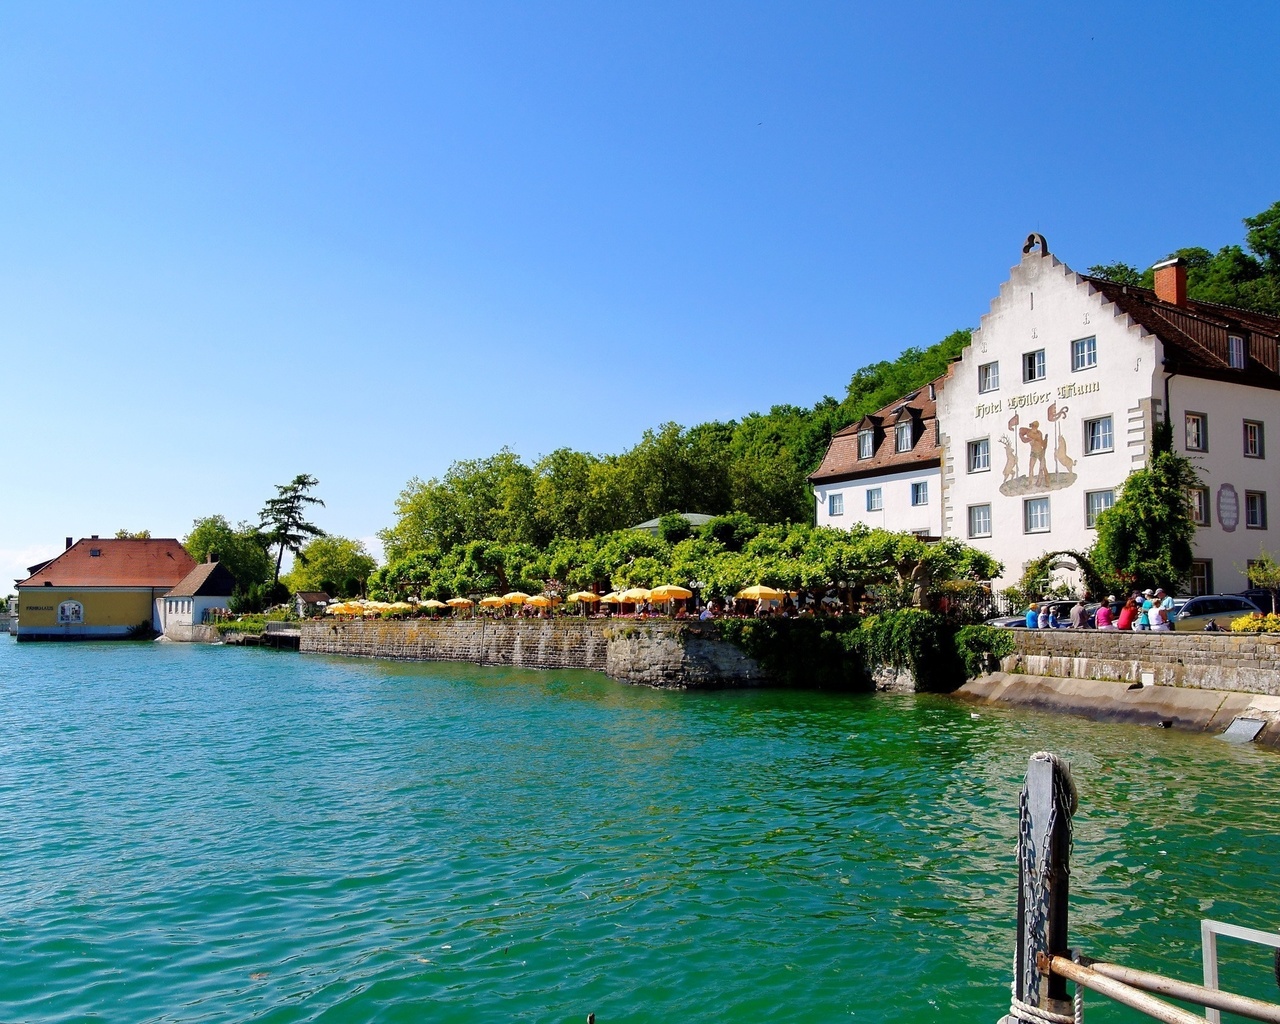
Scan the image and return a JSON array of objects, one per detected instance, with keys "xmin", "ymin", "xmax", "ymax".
[
  {"xmin": 1084, "ymin": 277, "xmax": 1280, "ymax": 386},
  {"xmin": 167, "ymin": 560, "xmax": 237, "ymax": 598},
  {"xmin": 808, "ymin": 371, "xmax": 947, "ymax": 484},
  {"xmin": 18, "ymin": 538, "xmax": 197, "ymax": 588}
]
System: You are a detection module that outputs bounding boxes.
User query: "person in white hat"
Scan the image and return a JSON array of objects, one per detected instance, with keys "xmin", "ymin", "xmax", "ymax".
[{"xmin": 1136, "ymin": 589, "xmax": 1155, "ymax": 630}]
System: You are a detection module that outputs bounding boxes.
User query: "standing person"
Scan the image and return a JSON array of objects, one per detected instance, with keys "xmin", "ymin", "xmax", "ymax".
[
  {"xmin": 1070, "ymin": 598, "xmax": 1088, "ymax": 629},
  {"xmin": 1096, "ymin": 596, "xmax": 1116, "ymax": 629},
  {"xmin": 1152, "ymin": 588, "xmax": 1175, "ymax": 631},
  {"xmin": 1025, "ymin": 603, "xmax": 1038, "ymax": 629},
  {"xmin": 1135, "ymin": 589, "xmax": 1154, "ymax": 630},
  {"xmin": 1116, "ymin": 596, "xmax": 1138, "ymax": 631}
]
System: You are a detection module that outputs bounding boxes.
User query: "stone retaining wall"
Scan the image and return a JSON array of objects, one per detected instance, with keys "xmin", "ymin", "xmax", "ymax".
[
  {"xmin": 299, "ymin": 618, "xmax": 768, "ymax": 688},
  {"xmin": 1003, "ymin": 629, "xmax": 1280, "ymax": 696},
  {"xmin": 163, "ymin": 623, "xmax": 220, "ymax": 643}
]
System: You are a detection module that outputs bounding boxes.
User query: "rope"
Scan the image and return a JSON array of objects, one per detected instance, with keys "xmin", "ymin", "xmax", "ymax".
[
  {"xmin": 1009, "ymin": 982, "xmax": 1083, "ymax": 1024},
  {"xmin": 1009, "ymin": 989, "xmax": 1074, "ymax": 1024}
]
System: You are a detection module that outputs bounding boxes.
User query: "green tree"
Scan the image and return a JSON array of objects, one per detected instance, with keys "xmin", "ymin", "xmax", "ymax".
[
  {"xmin": 1087, "ymin": 262, "xmax": 1143, "ymax": 287},
  {"xmin": 282, "ymin": 536, "xmax": 377, "ymax": 598},
  {"xmin": 183, "ymin": 515, "xmax": 274, "ymax": 594},
  {"xmin": 260, "ymin": 474, "xmax": 326, "ymax": 587},
  {"xmin": 1091, "ymin": 201, "xmax": 1280, "ymax": 314},
  {"xmin": 1245, "ymin": 551, "xmax": 1280, "ymax": 613},
  {"xmin": 1091, "ymin": 432, "xmax": 1200, "ymax": 592},
  {"xmin": 115, "ymin": 528, "xmax": 152, "ymax": 539}
]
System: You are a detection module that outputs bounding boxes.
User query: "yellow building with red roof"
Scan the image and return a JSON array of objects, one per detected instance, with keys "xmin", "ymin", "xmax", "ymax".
[{"xmin": 16, "ymin": 537, "xmax": 197, "ymax": 640}]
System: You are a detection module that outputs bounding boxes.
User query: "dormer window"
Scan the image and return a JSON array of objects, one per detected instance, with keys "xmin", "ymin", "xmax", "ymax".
[
  {"xmin": 90, "ymin": 549, "xmax": 101, "ymax": 557},
  {"xmin": 857, "ymin": 429, "xmax": 874, "ymax": 459},
  {"xmin": 1228, "ymin": 335, "xmax": 1246, "ymax": 369},
  {"xmin": 896, "ymin": 421, "xmax": 913, "ymax": 453}
]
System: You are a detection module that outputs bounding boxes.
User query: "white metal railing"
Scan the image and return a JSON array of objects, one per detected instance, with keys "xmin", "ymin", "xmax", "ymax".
[{"xmin": 1202, "ymin": 919, "xmax": 1280, "ymax": 1024}]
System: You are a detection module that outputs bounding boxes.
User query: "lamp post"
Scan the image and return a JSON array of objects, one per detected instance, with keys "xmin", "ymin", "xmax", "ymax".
[{"xmin": 689, "ymin": 579, "xmax": 705, "ymax": 612}]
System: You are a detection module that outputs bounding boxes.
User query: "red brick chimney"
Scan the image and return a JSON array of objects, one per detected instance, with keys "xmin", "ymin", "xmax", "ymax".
[{"xmin": 1153, "ymin": 257, "xmax": 1187, "ymax": 307}]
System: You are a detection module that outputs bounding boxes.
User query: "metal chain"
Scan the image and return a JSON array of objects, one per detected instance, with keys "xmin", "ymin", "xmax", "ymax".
[{"xmin": 1013, "ymin": 753, "xmax": 1077, "ymax": 1023}]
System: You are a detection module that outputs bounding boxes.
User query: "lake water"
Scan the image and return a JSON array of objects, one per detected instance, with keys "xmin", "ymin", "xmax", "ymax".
[{"xmin": 1, "ymin": 639, "xmax": 1277, "ymax": 1023}]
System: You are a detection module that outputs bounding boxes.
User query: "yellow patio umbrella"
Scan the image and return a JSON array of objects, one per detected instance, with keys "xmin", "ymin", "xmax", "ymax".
[
  {"xmin": 620, "ymin": 587, "xmax": 651, "ymax": 603},
  {"xmin": 420, "ymin": 599, "xmax": 447, "ymax": 610},
  {"xmin": 566, "ymin": 591, "xmax": 600, "ymax": 603},
  {"xmin": 735, "ymin": 585, "xmax": 785, "ymax": 602},
  {"xmin": 325, "ymin": 601, "xmax": 352, "ymax": 615},
  {"xmin": 389, "ymin": 601, "xmax": 414, "ymax": 612},
  {"xmin": 503, "ymin": 591, "xmax": 532, "ymax": 604},
  {"xmin": 479, "ymin": 595, "xmax": 507, "ymax": 608},
  {"xmin": 526, "ymin": 594, "xmax": 560, "ymax": 608},
  {"xmin": 446, "ymin": 597, "xmax": 474, "ymax": 607},
  {"xmin": 598, "ymin": 592, "xmax": 623, "ymax": 604},
  {"xmin": 649, "ymin": 585, "xmax": 693, "ymax": 603}
]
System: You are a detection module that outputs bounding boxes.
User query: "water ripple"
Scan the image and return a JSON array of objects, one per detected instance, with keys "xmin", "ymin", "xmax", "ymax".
[{"xmin": 1, "ymin": 641, "xmax": 1277, "ymax": 1023}]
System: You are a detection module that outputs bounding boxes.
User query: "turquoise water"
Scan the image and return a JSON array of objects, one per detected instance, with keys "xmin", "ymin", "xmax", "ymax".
[{"xmin": 1, "ymin": 640, "xmax": 1278, "ymax": 1023}]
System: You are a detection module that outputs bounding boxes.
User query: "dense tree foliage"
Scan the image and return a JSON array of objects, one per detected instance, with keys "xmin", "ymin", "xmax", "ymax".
[
  {"xmin": 1090, "ymin": 427, "xmax": 1200, "ymax": 592},
  {"xmin": 369, "ymin": 514, "xmax": 1001, "ymax": 608},
  {"xmin": 282, "ymin": 536, "xmax": 377, "ymax": 598},
  {"xmin": 1090, "ymin": 200, "xmax": 1280, "ymax": 314},
  {"xmin": 379, "ymin": 328, "xmax": 973, "ymax": 560},
  {"xmin": 114, "ymin": 529, "xmax": 152, "ymax": 539},
  {"xmin": 183, "ymin": 515, "xmax": 277, "ymax": 610}
]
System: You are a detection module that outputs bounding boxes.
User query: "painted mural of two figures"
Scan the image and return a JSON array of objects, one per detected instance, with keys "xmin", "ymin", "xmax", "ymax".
[{"xmin": 1000, "ymin": 403, "xmax": 1077, "ymax": 496}]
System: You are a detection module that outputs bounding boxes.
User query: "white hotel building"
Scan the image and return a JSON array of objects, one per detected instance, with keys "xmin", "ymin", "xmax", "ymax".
[{"xmin": 812, "ymin": 235, "xmax": 1280, "ymax": 594}]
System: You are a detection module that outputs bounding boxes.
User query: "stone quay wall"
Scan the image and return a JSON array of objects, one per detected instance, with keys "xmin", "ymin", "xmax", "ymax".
[
  {"xmin": 299, "ymin": 618, "xmax": 768, "ymax": 688},
  {"xmin": 1003, "ymin": 628, "xmax": 1280, "ymax": 697}
]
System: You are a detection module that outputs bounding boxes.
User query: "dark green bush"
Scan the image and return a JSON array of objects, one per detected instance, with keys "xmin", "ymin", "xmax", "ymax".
[{"xmin": 953, "ymin": 625, "xmax": 1016, "ymax": 678}]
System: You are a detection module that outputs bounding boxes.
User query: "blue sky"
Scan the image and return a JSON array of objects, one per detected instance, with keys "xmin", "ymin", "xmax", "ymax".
[{"xmin": 3, "ymin": 1, "xmax": 1279, "ymax": 590}]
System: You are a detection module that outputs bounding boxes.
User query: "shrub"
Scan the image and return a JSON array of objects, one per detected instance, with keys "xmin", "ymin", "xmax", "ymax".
[
  {"xmin": 710, "ymin": 618, "xmax": 866, "ymax": 690},
  {"xmin": 1230, "ymin": 613, "xmax": 1280, "ymax": 633},
  {"xmin": 953, "ymin": 625, "xmax": 1016, "ymax": 677}
]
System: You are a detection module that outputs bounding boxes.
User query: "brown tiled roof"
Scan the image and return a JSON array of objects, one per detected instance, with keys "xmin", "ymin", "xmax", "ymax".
[
  {"xmin": 18, "ymin": 539, "xmax": 197, "ymax": 589},
  {"xmin": 1086, "ymin": 278, "xmax": 1280, "ymax": 387},
  {"xmin": 168, "ymin": 560, "xmax": 237, "ymax": 598},
  {"xmin": 809, "ymin": 375, "xmax": 946, "ymax": 483},
  {"xmin": 295, "ymin": 591, "xmax": 331, "ymax": 603}
]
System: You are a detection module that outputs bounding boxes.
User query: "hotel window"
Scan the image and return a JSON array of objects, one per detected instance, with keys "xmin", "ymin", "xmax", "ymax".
[
  {"xmin": 866, "ymin": 488, "xmax": 883, "ymax": 512},
  {"xmin": 968, "ymin": 504, "xmax": 992, "ymax": 538},
  {"xmin": 858, "ymin": 429, "xmax": 874, "ymax": 459},
  {"xmin": 1024, "ymin": 496, "xmax": 1050, "ymax": 533},
  {"xmin": 1228, "ymin": 335, "xmax": 1246, "ymax": 369},
  {"xmin": 1246, "ymin": 490, "xmax": 1268, "ymax": 529},
  {"xmin": 1085, "ymin": 489, "xmax": 1115, "ymax": 528},
  {"xmin": 828, "ymin": 493, "xmax": 844, "ymax": 517},
  {"xmin": 1022, "ymin": 349, "xmax": 1045, "ymax": 382},
  {"xmin": 1185, "ymin": 412, "xmax": 1208, "ymax": 452},
  {"xmin": 1189, "ymin": 560, "xmax": 1213, "ymax": 597},
  {"xmin": 911, "ymin": 481, "xmax": 928, "ymax": 506},
  {"xmin": 962, "ymin": 437, "xmax": 983, "ymax": 473},
  {"xmin": 978, "ymin": 361, "xmax": 1000, "ymax": 394},
  {"xmin": 1188, "ymin": 486, "xmax": 1211, "ymax": 526},
  {"xmin": 896, "ymin": 421, "xmax": 913, "ymax": 453},
  {"xmin": 1084, "ymin": 415, "xmax": 1113, "ymax": 454},
  {"xmin": 967, "ymin": 438, "xmax": 990, "ymax": 473},
  {"xmin": 1244, "ymin": 420, "xmax": 1265, "ymax": 458},
  {"xmin": 1071, "ymin": 336, "xmax": 1097, "ymax": 371}
]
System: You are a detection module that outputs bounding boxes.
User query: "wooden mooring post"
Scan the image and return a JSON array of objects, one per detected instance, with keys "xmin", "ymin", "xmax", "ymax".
[{"xmin": 1002, "ymin": 751, "xmax": 1076, "ymax": 1024}]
